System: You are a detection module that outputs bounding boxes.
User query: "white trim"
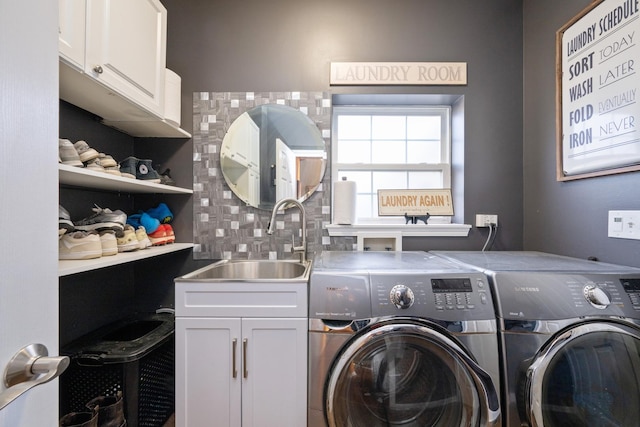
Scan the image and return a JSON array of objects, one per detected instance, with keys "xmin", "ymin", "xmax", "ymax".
[{"xmin": 325, "ymin": 223, "xmax": 471, "ymax": 237}]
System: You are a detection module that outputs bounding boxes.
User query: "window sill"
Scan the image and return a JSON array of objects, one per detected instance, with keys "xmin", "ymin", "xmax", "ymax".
[{"xmin": 325, "ymin": 223, "xmax": 472, "ymax": 237}]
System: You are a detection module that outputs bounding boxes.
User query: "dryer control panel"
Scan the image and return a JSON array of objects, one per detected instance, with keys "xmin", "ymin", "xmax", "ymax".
[{"xmin": 371, "ymin": 273, "xmax": 495, "ymax": 321}]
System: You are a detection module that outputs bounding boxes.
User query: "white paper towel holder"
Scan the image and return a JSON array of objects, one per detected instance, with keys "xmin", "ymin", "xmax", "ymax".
[{"xmin": 333, "ymin": 176, "xmax": 356, "ymax": 225}]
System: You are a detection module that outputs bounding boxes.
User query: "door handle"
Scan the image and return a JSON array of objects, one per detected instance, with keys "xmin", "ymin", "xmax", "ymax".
[{"xmin": 0, "ymin": 344, "xmax": 70, "ymax": 411}]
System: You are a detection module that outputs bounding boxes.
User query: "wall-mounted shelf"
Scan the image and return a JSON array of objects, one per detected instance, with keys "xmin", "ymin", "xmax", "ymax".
[
  {"xmin": 59, "ymin": 243, "xmax": 194, "ymax": 276},
  {"xmin": 59, "ymin": 164, "xmax": 193, "ymax": 194}
]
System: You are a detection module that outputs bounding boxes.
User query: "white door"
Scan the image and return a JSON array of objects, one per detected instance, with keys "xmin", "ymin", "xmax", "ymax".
[{"xmin": 0, "ymin": 1, "xmax": 60, "ymax": 426}]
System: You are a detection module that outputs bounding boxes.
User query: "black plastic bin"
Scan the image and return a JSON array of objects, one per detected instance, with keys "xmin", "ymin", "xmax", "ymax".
[{"xmin": 60, "ymin": 312, "xmax": 175, "ymax": 427}]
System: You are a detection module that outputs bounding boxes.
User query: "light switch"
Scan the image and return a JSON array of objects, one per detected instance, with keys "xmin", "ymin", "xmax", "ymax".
[{"xmin": 608, "ymin": 210, "xmax": 640, "ymax": 240}]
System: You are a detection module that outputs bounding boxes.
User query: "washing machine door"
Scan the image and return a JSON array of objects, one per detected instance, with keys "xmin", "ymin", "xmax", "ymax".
[
  {"xmin": 324, "ymin": 318, "xmax": 500, "ymax": 427},
  {"xmin": 525, "ymin": 321, "xmax": 640, "ymax": 427}
]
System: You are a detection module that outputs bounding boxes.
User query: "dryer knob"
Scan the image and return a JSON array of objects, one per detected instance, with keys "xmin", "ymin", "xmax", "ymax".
[
  {"xmin": 390, "ymin": 284, "xmax": 414, "ymax": 309},
  {"xmin": 583, "ymin": 284, "xmax": 611, "ymax": 309}
]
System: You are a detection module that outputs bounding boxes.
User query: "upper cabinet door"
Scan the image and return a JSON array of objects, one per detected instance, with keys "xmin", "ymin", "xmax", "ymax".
[
  {"xmin": 59, "ymin": 0, "xmax": 86, "ymax": 70},
  {"xmin": 85, "ymin": 0, "xmax": 166, "ymax": 117}
]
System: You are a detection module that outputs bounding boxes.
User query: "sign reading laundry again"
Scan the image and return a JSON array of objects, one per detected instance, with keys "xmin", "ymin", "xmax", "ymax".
[{"xmin": 378, "ymin": 189, "xmax": 454, "ymax": 216}]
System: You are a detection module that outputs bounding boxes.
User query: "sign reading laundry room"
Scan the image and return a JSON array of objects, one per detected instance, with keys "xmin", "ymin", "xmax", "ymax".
[
  {"xmin": 557, "ymin": 0, "xmax": 640, "ymax": 180},
  {"xmin": 378, "ymin": 189, "xmax": 454, "ymax": 216},
  {"xmin": 330, "ymin": 62, "xmax": 467, "ymax": 85}
]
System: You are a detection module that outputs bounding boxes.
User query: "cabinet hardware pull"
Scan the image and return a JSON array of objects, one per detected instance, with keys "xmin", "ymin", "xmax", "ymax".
[
  {"xmin": 93, "ymin": 65, "xmax": 104, "ymax": 74},
  {"xmin": 243, "ymin": 338, "xmax": 248, "ymax": 378},
  {"xmin": 232, "ymin": 338, "xmax": 237, "ymax": 378}
]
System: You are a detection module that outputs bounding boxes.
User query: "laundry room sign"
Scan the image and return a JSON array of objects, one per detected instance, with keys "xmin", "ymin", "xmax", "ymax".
[
  {"xmin": 330, "ymin": 62, "xmax": 467, "ymax": 85},
  {"xmin": 377, "ymin": 189, "xmax": 454, "ymax": 216},
  {"xmin": 557, "ymin": 0, "xmax": 640, "ymax": 180}
]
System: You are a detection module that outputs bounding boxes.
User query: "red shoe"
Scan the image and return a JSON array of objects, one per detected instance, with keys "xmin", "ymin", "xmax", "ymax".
[
  {"xmin": 148, "ymin": 225, "xmax": 169, "ymax": 246},
  {"xmin": 163, "ymin": 224, "xmax": 175, "ymax": 244}
]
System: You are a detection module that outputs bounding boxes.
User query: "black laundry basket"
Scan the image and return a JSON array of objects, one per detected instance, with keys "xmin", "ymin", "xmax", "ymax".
[{"xmin": 59, "ymin": 312, "xmax": 175, "ymax": 427}]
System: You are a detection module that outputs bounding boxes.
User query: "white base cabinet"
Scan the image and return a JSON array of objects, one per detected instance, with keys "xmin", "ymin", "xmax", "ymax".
[
  {"xmin": 175, "ymin": 279, "xmax": 308, "ymax": 427},
  {"xmin": 176, "ymin": 317, "xmax": 307, "ymax": 427}
]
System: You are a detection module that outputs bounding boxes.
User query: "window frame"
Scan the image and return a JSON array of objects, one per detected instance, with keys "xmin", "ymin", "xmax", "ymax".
[{"xmin": 331, "ymin": 105, "xmax": 452, "ymax": 224}]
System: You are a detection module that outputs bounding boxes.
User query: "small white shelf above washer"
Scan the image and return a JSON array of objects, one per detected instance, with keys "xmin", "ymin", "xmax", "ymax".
[
  {"xmin": 59, "ymin": 164, "xmax": 193, "ymax": 194},
  {"xmin": 59, "ymin": 243, "xmax": 194, "ymax": 276}
]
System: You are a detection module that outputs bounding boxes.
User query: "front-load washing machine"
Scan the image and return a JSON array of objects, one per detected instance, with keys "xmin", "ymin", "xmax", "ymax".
[
  {"xmin": 432, "ymin": 251, "xmax": 640, "ymax": 427},
  {"xmin": 308, "ymin": 251, "xmax": 501, "ymax": 427}
]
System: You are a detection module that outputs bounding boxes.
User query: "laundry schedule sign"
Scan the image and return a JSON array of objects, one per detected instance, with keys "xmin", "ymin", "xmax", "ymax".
[{"xmin": 557, "ymin": 0, "xmax": 640, "ymax": 180}]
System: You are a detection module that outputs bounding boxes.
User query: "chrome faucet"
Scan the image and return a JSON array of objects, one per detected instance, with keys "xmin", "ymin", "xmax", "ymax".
[{"xmin": 267, "ymin": 198, "xmax": 307, "ymax": 263}]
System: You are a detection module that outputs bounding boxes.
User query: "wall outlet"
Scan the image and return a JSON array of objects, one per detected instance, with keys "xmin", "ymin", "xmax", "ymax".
[{"xmin": 476, "ymin": 214, "xmax": 498, "ymax": 227}]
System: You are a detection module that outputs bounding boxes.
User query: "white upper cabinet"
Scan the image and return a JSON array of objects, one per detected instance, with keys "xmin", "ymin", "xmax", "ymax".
[
  {"xmin": 85, "ymin": 0, "xmax": 166, "ymax": 117},
  {"xmin": 59, "ymin": 0, "xmax": 188, "ymax": 137},
  {"xmin": 59, "ymin": 0, "xmax": 86, "ymax": 70}
]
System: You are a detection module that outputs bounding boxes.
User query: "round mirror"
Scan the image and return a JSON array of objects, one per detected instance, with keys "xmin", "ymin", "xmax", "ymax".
[{"xmin": 220, "ymin": 104, "xmax": 327, "ymax": 210}]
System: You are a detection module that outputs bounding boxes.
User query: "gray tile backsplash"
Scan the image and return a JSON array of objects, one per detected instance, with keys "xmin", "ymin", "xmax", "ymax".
[{"xmin": 192, "ymin": 91, "xmax": 352, "ymax": 260}]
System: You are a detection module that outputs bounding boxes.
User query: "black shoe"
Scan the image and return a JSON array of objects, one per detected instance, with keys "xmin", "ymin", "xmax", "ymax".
[{"xmin": 159, "ymin": 168, "xmax": 176, "ymax": 186}]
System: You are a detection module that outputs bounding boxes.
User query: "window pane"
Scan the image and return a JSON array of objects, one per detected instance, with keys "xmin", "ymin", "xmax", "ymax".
[
  {"xmin": 408, "ymin": 140, "xmax": 441, "ymax": 163},
  {"xmin": 338, "ymin": 116, "xmax": 371, "ymax": 139},
  {"xmin": 337, "ymin": 170, "xmax": 372, "ymax": 193},
  {"xmin": 372, "ymin": 116, "xmax": 406, "ymax": 140},
  {"xmin": 372, "ymin": 140, "xmax": 406, "ymax": 163},
  {"xmin": 356, "ymin": 194, "xmax": 373, "ymax": 218},
  {"xmin": 408, "ymin": 116, "xmax": 440, "ymax": 139},
  {"xmin": 373, "ymin": 172, "xmax": 407, "ymax": 191},
  {"xmin": 408, "ymin": 171, "xmax": 443, "ymax": 188},
  {"xmin": 338, "ymin": 140, "xmax": 371, "ymax": 163}
]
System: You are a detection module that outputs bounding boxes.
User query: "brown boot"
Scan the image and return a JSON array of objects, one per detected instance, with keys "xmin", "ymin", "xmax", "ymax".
[
  {"xmin": 86, "ymin": 391, "xmax": 127, "ymax": 427},
  {"xmin": 60, "ymin": 408, "xmax": 98, "ymax": 427}
]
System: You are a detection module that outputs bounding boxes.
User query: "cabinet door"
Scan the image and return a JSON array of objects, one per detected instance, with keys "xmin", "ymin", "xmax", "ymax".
[
  {"xmin": 85, "ymin": 0, "xmax": 166, "ymax": 116},
  {"xmin": 176, "ymin": 317, "xmax": 242, "ymax": 427},
  {"xmin": 58, "ymin": 0, "xmax": 86, "ymax": 70},
  {"xmin": 242, "ymin": 318, "xmax": 308, "ymax": 427}
]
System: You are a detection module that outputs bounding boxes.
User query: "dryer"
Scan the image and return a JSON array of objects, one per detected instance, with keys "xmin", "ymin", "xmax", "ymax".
[
  {"xmin": 308, "ymin": 251, "xmax": 501, "ymax": 427},
  {"xmin": 432, "ymin": 251, "xmax": 640, "ymax": 427}
]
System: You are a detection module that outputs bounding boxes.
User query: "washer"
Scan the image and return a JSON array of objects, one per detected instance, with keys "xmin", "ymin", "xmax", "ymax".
[
  {"xmin": 308, "ymin": 251, "xmax": 501, "ymax": 427},
  {"xmin": 432, "ymin": 251, "xmax": 640, "ymax": 427}
]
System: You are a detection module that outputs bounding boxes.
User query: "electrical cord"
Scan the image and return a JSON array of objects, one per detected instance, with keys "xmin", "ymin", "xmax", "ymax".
[{"xmin": 482, "ymin": 223, "xmax": 498, "ymax": 251}]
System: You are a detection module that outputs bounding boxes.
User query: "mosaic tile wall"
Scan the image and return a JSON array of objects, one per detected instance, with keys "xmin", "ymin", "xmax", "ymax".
[{"xmin": 192, "ymin": 91, "xmax": 355, "ymax": 260}]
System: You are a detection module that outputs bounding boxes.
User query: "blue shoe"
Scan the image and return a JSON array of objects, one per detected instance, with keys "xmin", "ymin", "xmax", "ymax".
[
  {"xmin": 126, "ymin": 212, "xmax": 160, "ymax": 234},
  {"xmin": 146, "ymin": 203, "xmax": 173, "ymax": 224}
]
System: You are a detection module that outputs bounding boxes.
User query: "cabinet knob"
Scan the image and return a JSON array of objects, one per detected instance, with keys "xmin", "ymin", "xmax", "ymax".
[{"xmin": 93, "ymin": 65, "xmax": 104, "ymax": 74}]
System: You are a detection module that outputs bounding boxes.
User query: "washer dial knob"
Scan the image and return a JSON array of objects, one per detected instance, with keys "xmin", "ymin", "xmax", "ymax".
[
  {"xmin": 583, "ymin": 284, "xmax": 611, "ymax": 309},
  {"xmin": 390, "ymin": 284, "xmax": 415, "ymax": 309}
]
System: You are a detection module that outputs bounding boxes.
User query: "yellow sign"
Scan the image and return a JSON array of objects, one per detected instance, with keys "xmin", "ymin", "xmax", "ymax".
[{"xmin": 378, "ymin": 189, "xmax": 454, "ymax": 216}]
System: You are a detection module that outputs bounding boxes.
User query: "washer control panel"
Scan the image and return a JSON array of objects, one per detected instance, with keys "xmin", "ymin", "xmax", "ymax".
[{"xmin": 372, "ymin": 273, "xmax": 495, "ymax": 320}]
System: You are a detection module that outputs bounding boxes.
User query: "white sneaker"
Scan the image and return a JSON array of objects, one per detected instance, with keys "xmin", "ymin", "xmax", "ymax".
[
  {"xmin": 116, "ymin": 225, "xmax": 139, "ymax": 252},
  {"xmin": 73, "ymin": 140, "xmax": 100, "ymax": 163},
  {"xmin": 99, "ymin": 230, "xmax": 118, "ymax": 256},
  {"xmin": 135, "ymin": 226, "xmax": 152, "ymax": 249},
  {"xmin": 59, "ymin": 231, "xmax": 102, "ymax": 260},
  {"xmin": 59, "ymin": 139, "xmax": 83, "ymax": 167}
]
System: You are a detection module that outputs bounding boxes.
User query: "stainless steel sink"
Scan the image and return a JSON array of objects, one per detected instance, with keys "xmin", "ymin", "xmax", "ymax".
[{"xmin": 177, "ymin": 259, "xmax": 311, "ymax": 282}]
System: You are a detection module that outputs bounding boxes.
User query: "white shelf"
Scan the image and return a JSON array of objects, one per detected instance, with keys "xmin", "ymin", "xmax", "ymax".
[
  {"xmin": 325, "ymin": 223, "xmax": 472, "ymax": 237},
  {"xmin": 59, "ymin": 243, "xmax": 194, "ymax": 276},
  {"xmin": 59, "ymin": 164, "xmax": 193, "ymax": 194}
]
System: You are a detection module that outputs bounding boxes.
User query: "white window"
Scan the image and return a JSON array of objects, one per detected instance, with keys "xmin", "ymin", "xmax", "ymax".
[{"xmin": 332, "ymin": 105, "xmax": 451, "ymax": 224}]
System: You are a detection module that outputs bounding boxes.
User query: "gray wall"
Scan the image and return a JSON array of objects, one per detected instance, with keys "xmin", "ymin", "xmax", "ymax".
[
  {"xmin": 523, "ymin": 0, "xmax": 640, "ymax": 267},
  {"xmin": 163, "ymin": 0, "xmax": 525, "ymax": 252}
]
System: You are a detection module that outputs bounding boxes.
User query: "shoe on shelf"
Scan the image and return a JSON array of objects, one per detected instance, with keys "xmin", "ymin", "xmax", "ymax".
[
  {"xmin": 145, "ymin": 203, "xmax": 173, "ymax": 224},
  {"xmin": 85, "ymin": 158, "xmax": 107, "ymax": 173},
  {"xmin": 59, "ymin": 231, "xmax": 103, "ymax": 260},
  {"xmin": 74, "ymin": 205, "xmax": 126, "ymax": 232},
  {"xmin": 148, "ymin": 224, "xmax": 169, "ymax": 246},
  {"xmin": 59, "ymin": 205, "xmax": 75, "ymax": 235},
  {"xmin": 85, "ymin": 391, "xmax": 126, "ymax": 427},
  {"xmin": 126, "ymin": 212, "xmax": 160, "ymax": 234},
  {"xmin": 59, "ymin": 407, "xmax": 99, "ymax": 427},
  {"xmin": 135, "ymin": 226, "xmax": 152, "ymax": 249},
  {"xmin": 99, "ymin": 230, "xmax": 118, "ymax": 256},
  {"xmin": 119, "ymin": 157, "xmax": 137, "ymax": 179},
  {"xmin": 97, "ymin": 153, "xmax": 117, "ymax": 168},
  {"xmin": 163, "ymin": 224, "xmax": 176, "ymax": 244},
  {"xmin": 159, "ymin": 168, "xmax": 176, "ymax": 186},
  {"xmin": 73, "ymin": 140, "xmax": 100, "ymax": 163},
  {"xmin": 115, "ymin": 225, "xmax": 139, "ymax": 252},
  {"xmin": 59, "ymin": 139, "xmax": 83, "ymax": 167},
  {"xmin": 103, "ymin": 164, "xmax": 122, "ymax": 176},
  {"xmin": 136, "ymin": 158, "xmax": 161, "ymax": 183}
]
